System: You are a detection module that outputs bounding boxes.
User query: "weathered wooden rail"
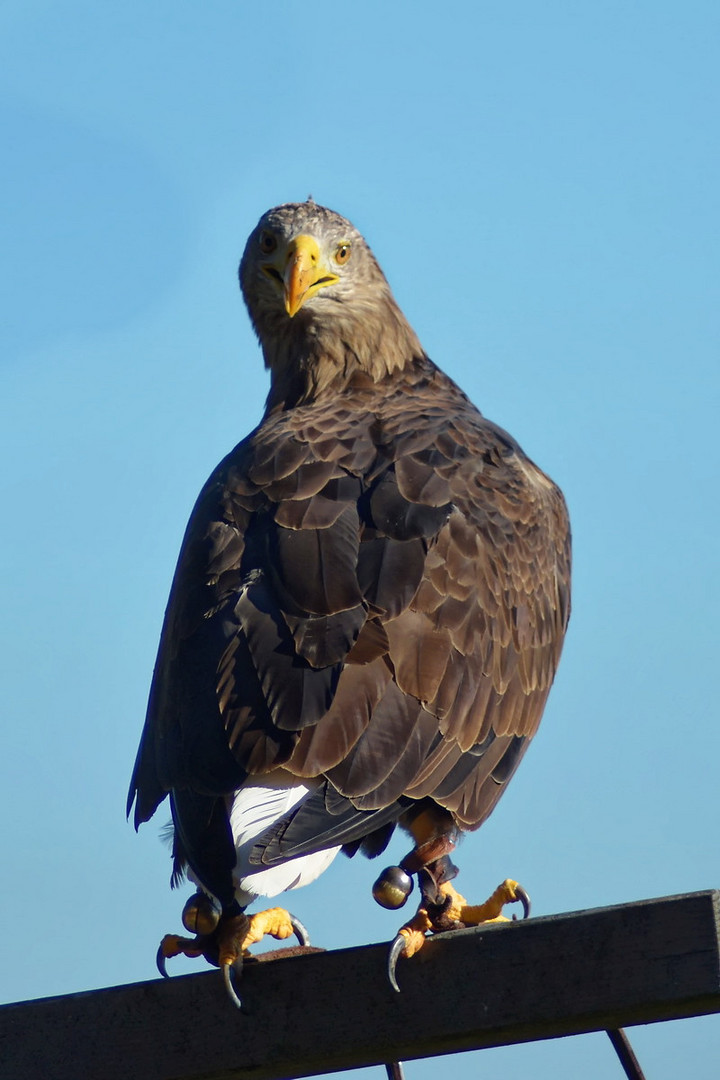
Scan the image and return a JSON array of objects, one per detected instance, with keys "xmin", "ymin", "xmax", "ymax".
[{"xmin": 2, "ymin": 891, "xmax": 719, "ymax": 1079}]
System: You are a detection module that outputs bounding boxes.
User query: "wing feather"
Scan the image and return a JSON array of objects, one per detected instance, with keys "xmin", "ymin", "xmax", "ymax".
[{"xmin": 128, "ymin": 358, "xmax": 571, "ymax": 888}]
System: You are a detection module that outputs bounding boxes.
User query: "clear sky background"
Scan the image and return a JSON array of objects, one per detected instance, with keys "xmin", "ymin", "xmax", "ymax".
[{"xmin": 1, "ymin": 2, "xmax": 718, "ymax": 1078}]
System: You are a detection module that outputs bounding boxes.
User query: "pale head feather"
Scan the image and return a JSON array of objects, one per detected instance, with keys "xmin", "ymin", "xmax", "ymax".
[{"xmin": 239, "ymin": 203, "xmax": 426, "ymax": 410}]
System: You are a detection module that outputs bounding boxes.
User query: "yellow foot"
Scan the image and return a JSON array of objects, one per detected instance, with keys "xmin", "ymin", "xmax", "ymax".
[
  {"xmin": 387, "ymin": 878, "xmax": 530, "ymax": 991},
  {"xmin": 157, "ymin": 931, "xmax": 204, "ymax": 969},
  {"xmin": 439, "ymin": 878, "xmax": 530, "ymax": 928},
  {"xmin": 156, "ymin": 907, "xmax": 310, "ymax": 980},
  {"xmin": 240, "ymin": 907, "xmax": 300, "ymax": 951},
  {"xmin": 155, "ymin": 919, "xmax": 247, "ymax": 977}
]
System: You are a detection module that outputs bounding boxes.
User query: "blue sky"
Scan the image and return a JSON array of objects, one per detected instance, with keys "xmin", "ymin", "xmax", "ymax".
[{"xmin": 1, "ymin": 2, "xmax": 719, "ymax": 1077}]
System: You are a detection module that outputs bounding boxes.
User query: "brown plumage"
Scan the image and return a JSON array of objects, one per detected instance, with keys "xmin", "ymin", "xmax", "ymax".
[{"xmin": 128, "ymin": 200, "xmax": 571, "ymax": 932}]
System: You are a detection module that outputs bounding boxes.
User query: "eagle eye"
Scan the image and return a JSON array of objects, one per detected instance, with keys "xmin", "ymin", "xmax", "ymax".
[
  {"xmin": 334, "ymin": 243, "xmax": 351, "ymax": 266},
  {"xmin": 259, "ymin": 230, "xmax": 277, "ymax": 255}
]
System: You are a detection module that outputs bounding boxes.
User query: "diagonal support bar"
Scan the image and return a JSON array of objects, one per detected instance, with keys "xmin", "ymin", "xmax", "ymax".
[{"xmin": 2, "ymin": 890, "xmax": 719, "ymax": 1080}]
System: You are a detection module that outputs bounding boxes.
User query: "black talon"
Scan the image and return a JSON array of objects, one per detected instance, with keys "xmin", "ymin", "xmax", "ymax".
[
  {"xmin": 387, "ymin": 932, "xmax": 407, "ymax": 994},
  {"xmin": 512, "ymin": 884, "xmax": 531, "ymax": 920},
  {"xmin": 290, "ymin": 914, "xmax": 310, "ymax": 946},
  {"xmin": 223, "ymin": 961, "xmax": 244, "ymax": 1010},
  {"xmin": 156, "ymin": 944, "xmax": 170, "ymax": 979}
]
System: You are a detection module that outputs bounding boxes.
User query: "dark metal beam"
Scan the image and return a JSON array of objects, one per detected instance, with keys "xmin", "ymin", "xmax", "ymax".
[{"xmin": 2, "ymin": 890, "xmax": 719, "ymax": 1080}]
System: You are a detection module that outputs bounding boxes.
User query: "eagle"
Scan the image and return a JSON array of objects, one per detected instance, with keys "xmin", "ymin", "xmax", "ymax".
[{"xmin": 128, "ymin": 200, "xmax": 571, "ymax": 1004}]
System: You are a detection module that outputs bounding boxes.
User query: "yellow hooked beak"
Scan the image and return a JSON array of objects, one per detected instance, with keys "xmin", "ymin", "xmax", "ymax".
[{"xmin": 281, "ymin": 235, "xmax": 340, "ymax": 317}]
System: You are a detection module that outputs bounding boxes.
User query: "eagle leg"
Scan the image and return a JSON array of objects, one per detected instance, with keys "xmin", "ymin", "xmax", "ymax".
[
  {"xmin": 156, "ymin": 901, "xmax": 310, "ymax": 1009},
  {"xmin": 387, "ymin": 871, "xmax": 530, "ymax": 993},
  {"xmin": 155, "ymin": 911, "xmax": 251, "ymax": 978}
]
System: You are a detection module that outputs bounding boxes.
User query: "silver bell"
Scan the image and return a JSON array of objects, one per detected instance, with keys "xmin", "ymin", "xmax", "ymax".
[
  {"xmin": 372, "ymin": 865, "xmax": 414, "ymax": 909},
  {"xmin": 181, "ymin": 890, "xmax": 221, "ymax": 935}
]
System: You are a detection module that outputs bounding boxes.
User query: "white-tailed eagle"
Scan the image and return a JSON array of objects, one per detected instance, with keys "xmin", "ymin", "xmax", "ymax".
[{"xmin": 128, "ymin": 200, "xmax": 571, "ymax": 1003}]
